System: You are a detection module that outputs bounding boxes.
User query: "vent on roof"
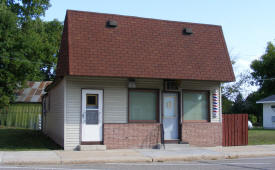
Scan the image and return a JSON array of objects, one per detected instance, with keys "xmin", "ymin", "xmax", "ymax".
[
  {"xmin": 106, "ymin": 20, "xmax": 117, "ymax": 27},
  {"xmin": 183, "ymin": 28, "xmax": 193, "ymax": 35}
]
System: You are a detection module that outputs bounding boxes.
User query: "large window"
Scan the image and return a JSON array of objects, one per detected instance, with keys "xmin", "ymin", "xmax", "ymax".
[
  {"xmin": 183, "ymin": 91, "xmax": 209, "ymax": 122},
  {"xmin": 129, "ymin": 89, "xmax": 159, "ymax": 123}
]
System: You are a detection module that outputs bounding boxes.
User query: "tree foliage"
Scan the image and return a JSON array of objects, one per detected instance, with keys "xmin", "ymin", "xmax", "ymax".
[
  {"xmin": 1, "ymin": 0, "xmax": 50, "ymax": 19},
  {"xmin": 245, "ymin": 91, "xmax": 263, "ymax": 125},
  {"xmin": 222, "ymin": 72, "xmax": 253, "ymax": 101},
  {"xmin": 0, "ymin": 0, "xmax": 63, "ymax": 108},
  {"xmin": 231, "ymin": 92, "xmax": 245, "ymax": 113},
  {"xmin": 224, "ymin": 42, "xmax": 275, "ymax": 124},
  {"xmin": 251, "ymin": 42, "xmax": 275, "ymax": 95},
  {"xmin": 243, "ymin": 41, "xmax": 275, "ymax": 125},
  {"xmin": 20, "ymin": 18, "xmax": 63, "ymax": 80}
]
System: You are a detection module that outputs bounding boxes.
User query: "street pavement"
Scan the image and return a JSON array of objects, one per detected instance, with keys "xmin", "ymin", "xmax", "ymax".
[{"xmin": 0, "ymin": 156, "xmax": 275, "ymax": 170}]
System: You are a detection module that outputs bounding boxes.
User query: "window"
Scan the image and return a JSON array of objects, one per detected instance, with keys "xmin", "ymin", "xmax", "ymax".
[
  {"xmin": 183, "ymin": 91, "xmax": 209, "ymax": 122},
  {"xmin": 271, "ymin": 105, "xmax": 275, "ymax": 113},
  {"xmin": 129, "ymin": 89, "xmax": 159, "ymax": 123},
  {"xmin": 86, "ymin": 94, "xmax": 98, "ymax": 109}
]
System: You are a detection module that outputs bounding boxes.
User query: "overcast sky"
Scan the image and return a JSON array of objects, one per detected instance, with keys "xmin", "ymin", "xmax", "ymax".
[{"xmin": 43, "ymin": 0, "xmax": 275, "ymax": 94}]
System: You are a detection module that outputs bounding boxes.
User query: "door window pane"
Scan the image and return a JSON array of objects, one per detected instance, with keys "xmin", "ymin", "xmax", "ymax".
[
  {"xmin": 164, "ymin": 94, "xmax": 177, "ymax": 118},
  {"xmin": 86, "ymin": 110, "xmax": 98, "ymax": 124},
  {"xmin": 183, "ymin": 91, "xmax": 208, "ymax": 121},
  {"xmin": 129, "ymin": 90, "xmax": 158, "ymax": 122},
  {"xmin": 86, "ymin": 94, "xmax": 98, "ymax": 109}
]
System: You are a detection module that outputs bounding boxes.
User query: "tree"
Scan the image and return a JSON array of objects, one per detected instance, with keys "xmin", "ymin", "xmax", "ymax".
[
  {"xmin": 222, "ymin": 95, "xmax": 233, "ymax": 113},
  {"xmin": 244, "ymin": 41, "xmax": 275, "ymax": 125},
  {"xmin": 0, "ymin": 4, "xmax": 33, "ymax": 108},
  {"xmin": 20, "ymin": 18, "xmax": 63, "ymax": 80},
  {"xmin": 222, "ymin": 72, "xmax": 254, "ymax": 113},
  {"xmin": 251, "ymin": 42, "xmax": 275, "ymax": 96},
  {"xmin": 244, "ymin": 92, "xmax": 263, "ymax": 125},
  {"xmin": 231, "ymin": 92, "xmax": 245, "ymax": 113},
  {"xmin": 1, "ymin": 0, "xmax": 51, "ymax": 19},
  {"xmin": 0, "ymin": 1, "xmax": 62, "ymax": 108},
  {"xmin": 222, "ymin": 72, "xmax": 253, "ymax": 101}
]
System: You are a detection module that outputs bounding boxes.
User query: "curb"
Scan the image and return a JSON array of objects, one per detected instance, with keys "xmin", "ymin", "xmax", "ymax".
[
  {"xmin": 1, "ymin": 157, "xmax": 152, "ymax": 165},
  {"xmin": 151, "ymin": 154, "xmax": 224, "ymax": 162},
  {"xmin": 60, "ymin": 156, "xmax": 153, "ymax": 164},
  {"xmin": 2, "ymin": 160, "xmax": 61, "ymax": 165},
  {"xmin": 224, "ymin": 152, "xmax": 275, "ymax": 159},
  {"xmin": 1, "ymin": 152, "xmax": 275, "ymax": 165},
  {"xmin": 1, "ymin": 151, "xmax": 61, "ymax": 165}
]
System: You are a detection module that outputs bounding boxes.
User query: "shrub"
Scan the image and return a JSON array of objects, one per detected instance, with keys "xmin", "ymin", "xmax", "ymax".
[{"xmin": 249, "ymin": 114, "xmax": 257, "ymax": 124}]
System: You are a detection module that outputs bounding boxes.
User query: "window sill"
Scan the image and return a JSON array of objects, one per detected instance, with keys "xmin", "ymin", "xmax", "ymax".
[
  {"xmin": 183, "ymin": 120, "xmax": 210, "ymax": 123},
  {"xmin": 129, "ymin": 120, "xmax": 159, "ymax": 123}
]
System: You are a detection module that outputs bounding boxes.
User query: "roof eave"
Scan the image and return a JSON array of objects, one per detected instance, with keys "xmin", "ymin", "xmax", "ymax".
[{"xmin": 256, "ymin": 101, "xmax": 275, "ymax": 104}]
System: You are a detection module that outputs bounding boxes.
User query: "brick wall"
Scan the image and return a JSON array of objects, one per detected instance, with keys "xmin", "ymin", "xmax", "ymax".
[
  {"xmin": 104, "ymin": 123, "xmax": 161, "ymax": 149},
  {"xmin": 182, "ymin": 122, "xmax": 222, "ymax": 146}
]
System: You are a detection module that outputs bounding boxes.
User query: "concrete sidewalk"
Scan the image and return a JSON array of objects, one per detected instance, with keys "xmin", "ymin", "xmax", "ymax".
[{"xmin": 1, "ymin": 145, "xmax": 275, "ymax": 165}]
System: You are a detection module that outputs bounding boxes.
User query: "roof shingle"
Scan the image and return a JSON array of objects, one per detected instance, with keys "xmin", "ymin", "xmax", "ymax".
[
  {"xmin": 256, "ymin": 95, "xmax": 275, "ymax": 103},
  {"xmin": 56, "ymin": 10, "xmax": 235, "ymax": 82}
]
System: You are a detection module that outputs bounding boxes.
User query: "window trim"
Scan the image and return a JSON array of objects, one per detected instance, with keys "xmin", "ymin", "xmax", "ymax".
[
  {"xmin": 128, "ymin": 89, "xmax": 160, "ymax": 123},
  {"xmin": 182, "ymin": 90, "xmax": 210, "ymax": 123}
]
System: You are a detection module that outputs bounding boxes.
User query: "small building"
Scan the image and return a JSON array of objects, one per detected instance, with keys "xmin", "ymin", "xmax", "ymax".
[
  {"xmin": 43, "ymin": 10, "xmax": 235, "ymax": 150},
  {"xmin": 256, "ymin": 95, "xmax": 275, "ymax": 129},
  {"xmin": 0, "ymin": 81, "xmax": 51, "ymax": 129}
]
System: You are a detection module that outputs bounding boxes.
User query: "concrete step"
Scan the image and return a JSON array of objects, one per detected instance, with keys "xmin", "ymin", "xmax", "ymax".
[
  {"xmin": 80, "ymin": 145, "xmax": 106, "ymax": 151},
  {"xmin": 160, "ymin": 143, "xmax": 189, "ymax": 150}
]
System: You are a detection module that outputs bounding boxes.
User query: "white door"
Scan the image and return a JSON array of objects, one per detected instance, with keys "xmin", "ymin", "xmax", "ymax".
[
  {"xmin": 163, "ymin": 93, "xmax": 179, "ymax": 140},
  {"xmin": 81, "ymin": 89, "xmax": 103, "ymax": 142}
]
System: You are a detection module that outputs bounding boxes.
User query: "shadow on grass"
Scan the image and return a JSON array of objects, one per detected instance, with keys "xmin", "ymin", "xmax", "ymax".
[{"xmin": 0, "ymin": 127, "xmax": 62, "ymax": 151}]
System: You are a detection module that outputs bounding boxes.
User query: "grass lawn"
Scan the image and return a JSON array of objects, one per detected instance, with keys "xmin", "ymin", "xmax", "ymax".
[
  {"xmin": 0, "ymin": 126, "xmax": 62, "ymax": 151},
  {"xmin": 248, "ymin": 128, "xmax": 275, "ymax": 145}
]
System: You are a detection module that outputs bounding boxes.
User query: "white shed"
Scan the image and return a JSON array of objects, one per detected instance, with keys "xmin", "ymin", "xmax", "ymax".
[{"xmin": 256, "ymin": 95, "xmax": 275, "ymax": 129}]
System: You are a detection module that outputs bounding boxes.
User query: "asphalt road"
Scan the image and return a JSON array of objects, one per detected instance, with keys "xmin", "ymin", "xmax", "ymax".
[{"xmin": 1, "ymin": 156, "xmax": 275, "ymax": 170}]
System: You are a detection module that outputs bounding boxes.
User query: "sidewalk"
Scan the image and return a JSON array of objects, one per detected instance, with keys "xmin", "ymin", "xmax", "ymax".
[{"xmin": 1, "ymin": 145, "xmax": 275, "ymax": 165}]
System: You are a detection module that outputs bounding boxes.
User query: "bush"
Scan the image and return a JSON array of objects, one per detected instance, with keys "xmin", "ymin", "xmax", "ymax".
[{"xmin": 249, "ymin": 114, "xmax": 257, "ymax": 124}]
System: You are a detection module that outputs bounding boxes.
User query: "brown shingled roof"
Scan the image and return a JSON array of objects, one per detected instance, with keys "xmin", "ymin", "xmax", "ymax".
[{"xmin": 56, "ymin": 10, "xmax": 235, "ymax": 82}]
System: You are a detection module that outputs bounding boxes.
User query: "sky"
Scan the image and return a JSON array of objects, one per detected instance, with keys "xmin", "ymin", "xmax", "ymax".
[{"xmin": 42, "ymin": 0, "xmax": 275, "ymax": 95}]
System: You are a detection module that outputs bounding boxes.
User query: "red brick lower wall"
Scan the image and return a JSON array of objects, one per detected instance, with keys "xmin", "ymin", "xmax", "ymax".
[
  {"xmin": 104, "ymin": 123, "xmax": 161, "ymax": 149},
  {"xmin": 182, "ymin": 122, "xmax": 222, "ymax": 146}
]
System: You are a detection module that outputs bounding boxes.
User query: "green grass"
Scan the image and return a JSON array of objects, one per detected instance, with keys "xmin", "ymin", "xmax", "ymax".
[
  {"xmin": 248, "ymin": 128, "xmax": 275, "ymax": 145},
  {"xmin": 0, "ymin": 126, "xmax": 62, "ymax": 151}
]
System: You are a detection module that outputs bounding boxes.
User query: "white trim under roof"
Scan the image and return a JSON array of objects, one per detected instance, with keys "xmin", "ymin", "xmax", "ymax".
[{"xmin": 256, "ymin": 101, "xmax": 275, "ymax": 104}]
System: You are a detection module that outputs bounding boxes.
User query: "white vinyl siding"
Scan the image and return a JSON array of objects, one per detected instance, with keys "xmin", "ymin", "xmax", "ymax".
[
  {"xmin": 65, "ymin": 77, "xmax": 127, "ymax": 150},
  {"xmin": 64, "ymin": 76, "xmax": 163, "ymax": 150},
  {"xmin": 135, "ymin": 79, "xmax": 163, "ymax": 89},
  {"xmin": 44, "ymin": 79, "xmax": 65, "ymax": 147},
  {"xmin": 263, "ymin": 103, "xmax": 275, "ymax": 129},
  {"xmin": 63, "ymin": 76, "xmax": 221, "ymax": 150}
]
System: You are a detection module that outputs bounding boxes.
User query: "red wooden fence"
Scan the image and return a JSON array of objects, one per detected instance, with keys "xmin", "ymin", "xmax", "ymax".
[{"xmin": 222, "ymin": 114, "xmax": 248, "ymax": 146}]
